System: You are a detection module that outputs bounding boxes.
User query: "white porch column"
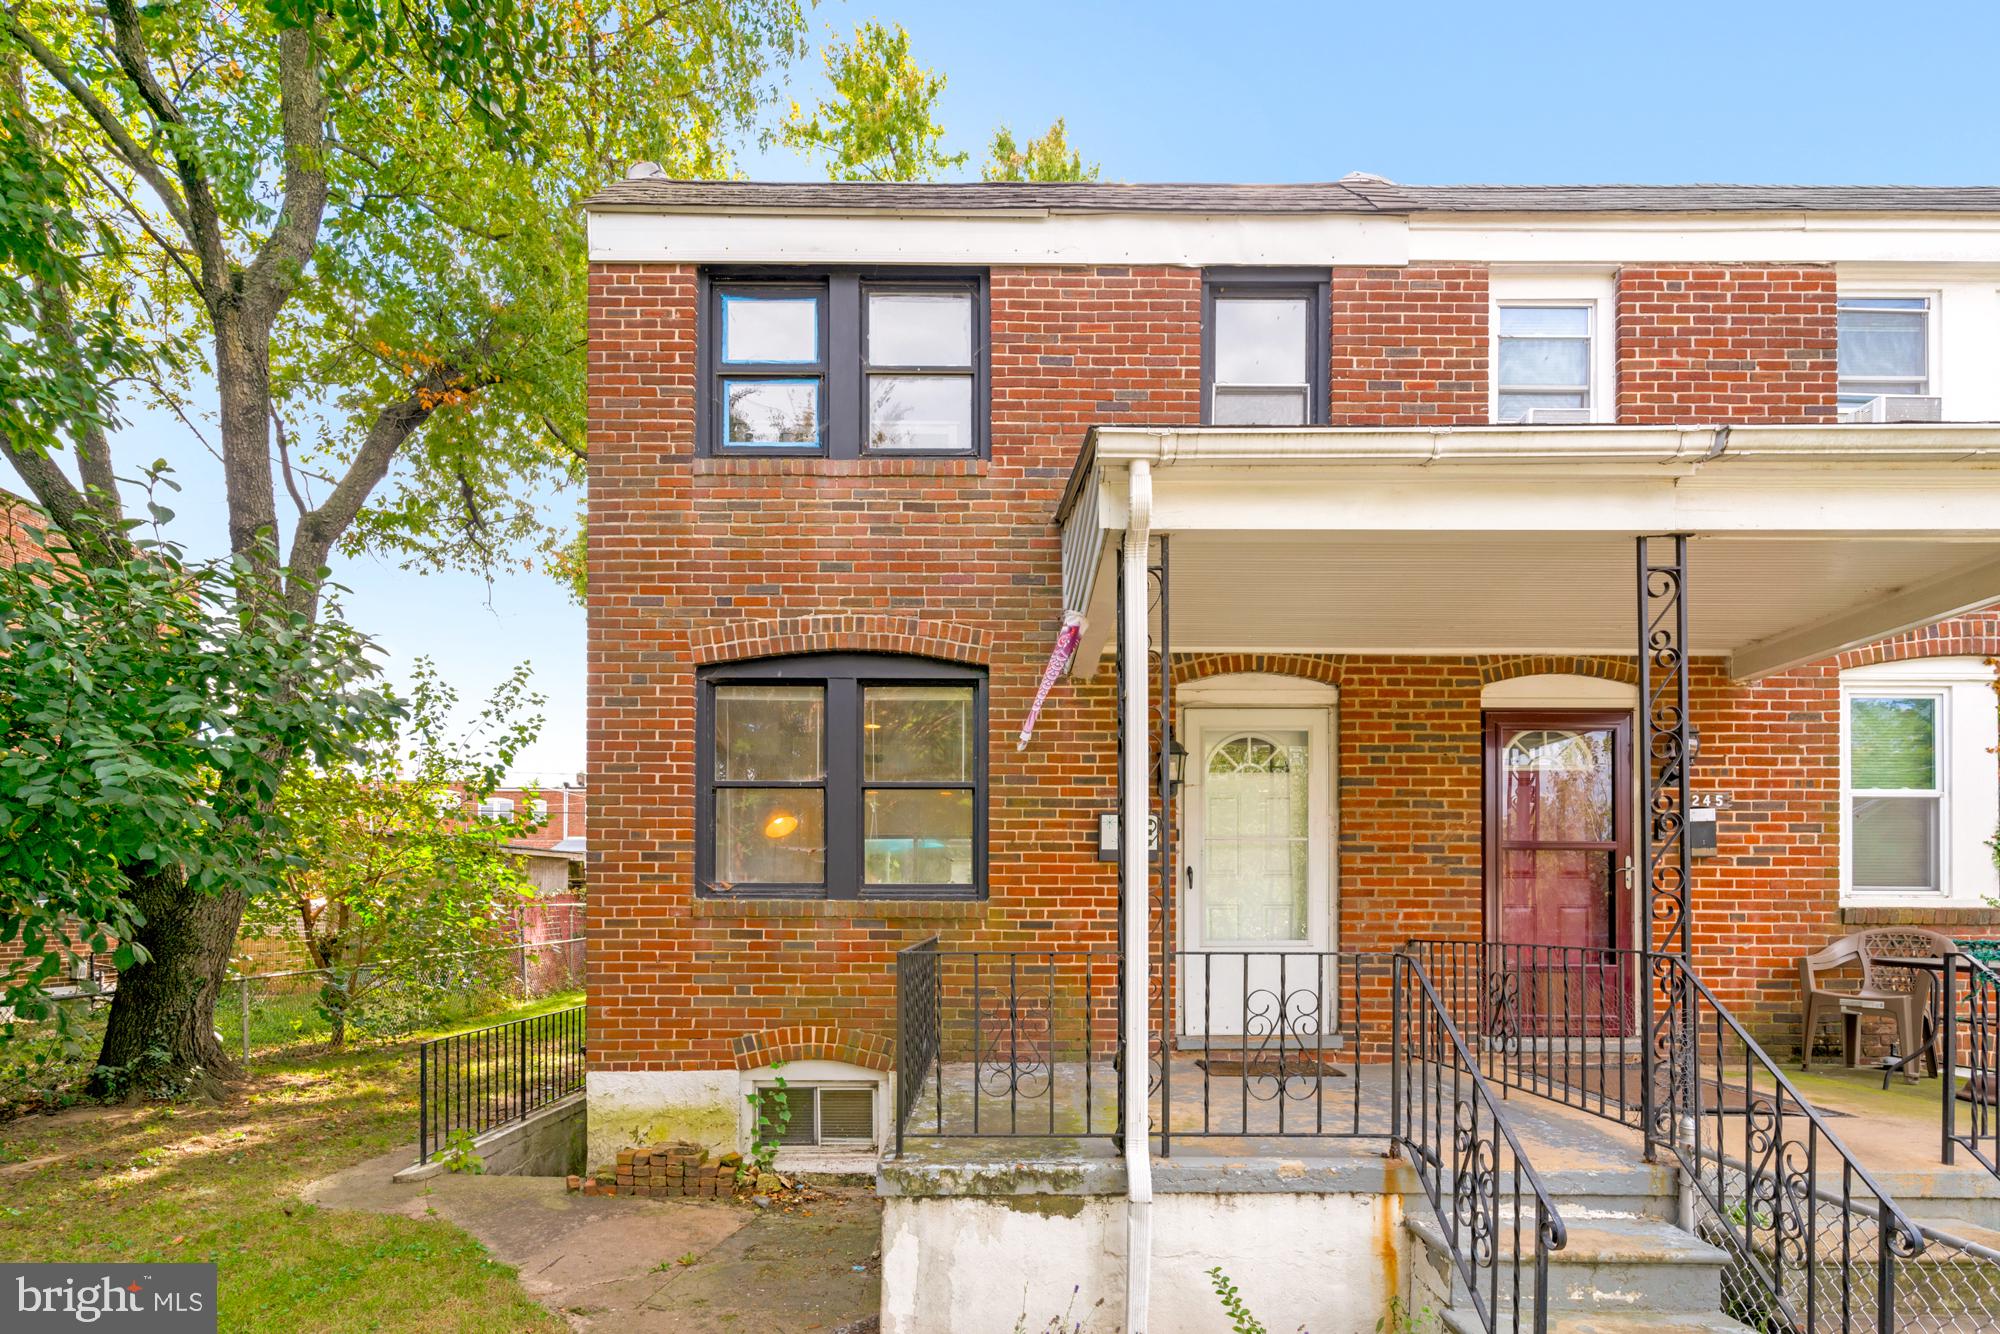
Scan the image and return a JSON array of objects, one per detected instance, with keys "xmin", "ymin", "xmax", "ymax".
[{"xmin": 1120, "ymin": 460, "xmax": 1154, "ymax": 1334}]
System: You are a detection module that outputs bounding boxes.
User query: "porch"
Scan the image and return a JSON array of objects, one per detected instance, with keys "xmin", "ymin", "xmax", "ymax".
[{"xmin": 888, "ymin": 423, "xmax": 2000, "ymax": 1333}]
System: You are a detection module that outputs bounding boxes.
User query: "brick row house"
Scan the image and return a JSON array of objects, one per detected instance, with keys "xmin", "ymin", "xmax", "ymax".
[{"xmin": 584, "ymin": 178, "xmax": 2000, "ymax": 1332}]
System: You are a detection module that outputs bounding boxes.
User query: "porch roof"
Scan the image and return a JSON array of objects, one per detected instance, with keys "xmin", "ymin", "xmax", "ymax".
[{"xmin": 1056, "ymin": 424, "xmax": 2000, "ymax": 681}]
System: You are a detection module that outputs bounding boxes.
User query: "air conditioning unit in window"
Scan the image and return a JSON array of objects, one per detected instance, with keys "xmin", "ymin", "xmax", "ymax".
[
  {"xmin": 1839, "ymin": 394, "xmax": 1943, "ymax": 423},
  {"xmin": 1519, "ymin": 408, "xmax": 1593, "ymax": 425}
]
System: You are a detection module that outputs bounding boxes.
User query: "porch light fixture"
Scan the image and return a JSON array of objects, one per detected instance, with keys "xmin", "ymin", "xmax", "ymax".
[{"xmin": 1154, "ymin": 735, "xmax": 1188, "ymax": 795}]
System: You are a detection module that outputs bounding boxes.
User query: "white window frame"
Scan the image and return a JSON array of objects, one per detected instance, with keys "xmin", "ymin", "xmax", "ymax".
[
  {"xmin": 1488, "ymin": 271, "xmax": 1616, "ymax": 425},
  {"xmin": 737, "ymin": 1059, "xmax": 887, "ymax": 1161},
  {"xmin": 1836, "ymin": 288, "xmax": 1938, "ymax": 408},
  {"xmin": 1839, "ymin": 657, "xmax": 1999, "ymax": 907}
]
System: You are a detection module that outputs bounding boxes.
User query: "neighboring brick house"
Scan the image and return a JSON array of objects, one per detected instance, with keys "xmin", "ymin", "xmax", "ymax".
[
  {"xmin": 0, "ymin": 491, "xmax": 118, "ymax": 997},
  {"xmin": 582, "ymin": 176, "xmax": 2000, "ymax": 1177}
]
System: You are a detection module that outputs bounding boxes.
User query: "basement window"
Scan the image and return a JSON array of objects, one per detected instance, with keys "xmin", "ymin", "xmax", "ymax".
[{"xmin": 754, "ymin": 1084, "xmax": 877, "ymax": 1149}]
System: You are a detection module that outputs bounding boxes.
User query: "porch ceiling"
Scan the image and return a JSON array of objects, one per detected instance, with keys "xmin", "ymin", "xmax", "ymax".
[
  {"xmin": 1158, "ymin": 531, "xmax": 2000, "ymax": 664},
  {"xmin": 1060, "ymin": 424, "xmax": 2000, "ymax": 680}
]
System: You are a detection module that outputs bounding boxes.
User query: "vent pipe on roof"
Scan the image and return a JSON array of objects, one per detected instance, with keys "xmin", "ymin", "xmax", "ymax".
[{"xmin": 626, "ymin": 161, "xmax": 665, "ymax": 180}]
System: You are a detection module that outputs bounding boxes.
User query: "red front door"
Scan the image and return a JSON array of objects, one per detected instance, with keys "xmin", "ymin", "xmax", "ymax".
[
  {"xmin": 1484, "ymin": 711, "xmax": 1633, "ymax": 952},
  {"xmin": 1482, "ymin": 709, "xmax": 1635, "ymax": 1046}
]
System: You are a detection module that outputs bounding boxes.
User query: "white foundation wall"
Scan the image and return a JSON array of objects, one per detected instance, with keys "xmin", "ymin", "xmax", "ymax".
[
  {"xmin": 881, "ymin": 1191, "xmax": 1405, "ymax": 1333},
  {"xmin": 585, "ymin": 1070, "xmax": 738, "ymax": 1169}
]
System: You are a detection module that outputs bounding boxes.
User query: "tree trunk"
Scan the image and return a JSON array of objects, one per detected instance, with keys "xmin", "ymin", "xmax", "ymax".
[
  {"xmin": 92, "ymin": 311, "xmax": 280, "ymax": 1094},
  {"xmin": 92, "ymin": 869, "xmax": 243, "ymax": 1096}
]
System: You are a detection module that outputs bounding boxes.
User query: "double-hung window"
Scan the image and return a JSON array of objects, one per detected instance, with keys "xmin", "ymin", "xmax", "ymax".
[
  {"xmin": 1838, "ymin": 295, "xmax": 1931, "ymax": 408},
  {"xmin": 1841, "ymin": 658, "xmax": 2000, "ymax": 904},
  {"xmin": 1496, "ymin": 304, "xmax": 1594, "ymax": 422},
  {"xmin": 698, "ymin": 654, "xmax": 986, "ymax": 899},
  {"xmin": 704, "ymin": 273, "xmax": 986, "ymax": 457},
  {"xmin": 1202, "ymin": 270, "xmax": 1329, "ymax": 426},
  {"xmin": 716, "ymin": 287, "xmax": 827, "ymax": 450}
]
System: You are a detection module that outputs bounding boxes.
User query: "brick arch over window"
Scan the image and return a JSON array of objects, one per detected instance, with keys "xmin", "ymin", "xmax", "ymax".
[
  {"xmin": 1478, "ymin": 655, "xmax": 1639, "ymax": 687},
  {"xmin": 1169, "ymin": 653, "xmax": 1344, "ymax": 688},
  {"xmin": 694, "ymin": 615, "xmax": 988, "ymax": 667},
  {"xmin": 1831, "ymin": 613, "xmax": 2000, "ymax": 672},
  {"xmin": 730, "ymin": 1026, "xmax": 894, "ymax": 1073}
]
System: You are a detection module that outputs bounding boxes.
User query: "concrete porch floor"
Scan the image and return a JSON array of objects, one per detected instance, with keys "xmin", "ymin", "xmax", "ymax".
[{"xmin": 893, "ymin": 1052, "xmax": 2000, "ymax": 1211}]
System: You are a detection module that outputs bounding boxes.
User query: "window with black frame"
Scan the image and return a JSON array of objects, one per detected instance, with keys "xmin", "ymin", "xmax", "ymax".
[
  {"xmin": 697, "ymin": 654, "xmax": 986, "ymax": 899},
  {"xmin": 704, "ymin": 273, "xmax": 986, "ymax": 457},
  {"xmin": 1202, "ymin": 269, "xmax": 1330, "ymax": 427}
]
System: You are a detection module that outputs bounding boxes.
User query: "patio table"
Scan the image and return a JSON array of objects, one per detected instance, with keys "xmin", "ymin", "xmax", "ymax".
[{"xmin": 1869, "ymin": 955, "xmax": 1946, "ymax": 1086}]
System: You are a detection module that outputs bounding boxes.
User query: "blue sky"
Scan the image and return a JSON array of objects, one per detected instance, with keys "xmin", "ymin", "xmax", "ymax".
[{"xmin": 16, "ymin": 0, "xmax": 2000, "ymax": 783}]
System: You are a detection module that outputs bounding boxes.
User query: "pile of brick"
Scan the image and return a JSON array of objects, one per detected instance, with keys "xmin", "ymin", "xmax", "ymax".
[{"xmin": 569, "ymin": 1141, "xmax": 743, "ymax": 1199}]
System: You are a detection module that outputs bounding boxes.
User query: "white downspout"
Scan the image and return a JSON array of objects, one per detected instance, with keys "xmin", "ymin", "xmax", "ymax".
[{"xmin": 1121, "ymin": 460, "xmax": 1154, "ymax": 1334}]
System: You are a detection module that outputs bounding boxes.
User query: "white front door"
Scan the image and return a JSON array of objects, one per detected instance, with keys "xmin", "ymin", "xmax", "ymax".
[{"xmin": 1181, "ymin": 708, "xmax": 1333, "ymax": 1038}]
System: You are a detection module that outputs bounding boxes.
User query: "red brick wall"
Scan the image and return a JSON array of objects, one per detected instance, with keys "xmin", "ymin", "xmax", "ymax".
[
  {"xmin": 1329, "ymin": 265, "xmax": 1490, "ymax": 425},
  {"xmin": 1615, "ymin": 266, "xmax": 1838, "ymax": 423},
  {"xmin": 586, "ymin": 263, "xmax": 1198, "ymax": 1074},
  {"xmin": 588, "ymin": 253, "xmax": 1979, "ymax": 1079}
]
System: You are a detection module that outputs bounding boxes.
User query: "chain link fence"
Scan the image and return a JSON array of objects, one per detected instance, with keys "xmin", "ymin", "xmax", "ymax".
[{"xmin": 223, "ymin": 933, "xmax": 584, "ymax": 1061}]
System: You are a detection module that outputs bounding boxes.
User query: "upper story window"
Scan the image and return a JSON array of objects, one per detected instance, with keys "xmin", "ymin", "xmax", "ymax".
[
  {"xmin": 1202, "ymin": 269, "xmax": 1329, "ymax": 426},
  {"xmin": 1838, "ymin": 295, "xmax": 1931, "ymax": 409},
  {"xmin": 702, "ymin": 272, "xmax": 987, "ymax": 458},
  {"xmin": 1841, "ymin": 657, "xmax": 1999, "ymax": 905},
  {"xmin": 697, "ymin": 654, "xmax": 986, "ymax": 900},
  {"xmin": 1496, "ymin": 303, "xmax": 1594, "ymax": 423}
]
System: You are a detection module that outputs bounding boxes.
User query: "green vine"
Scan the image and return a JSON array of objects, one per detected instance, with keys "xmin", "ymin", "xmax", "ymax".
[{"xmin": 743, "ymin": 1062, "xmax": 793, "ymax": 1180}]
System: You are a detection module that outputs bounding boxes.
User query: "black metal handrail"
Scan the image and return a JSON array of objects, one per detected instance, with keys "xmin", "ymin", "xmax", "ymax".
[
  {"xmin": 891, "ymin": 943, "xmax": 1119, "ymax": 1151},
  {"xmin": 1649, "ymin": 953, "xmax": 1925, "ymax": 1333},
  {"xmin": 417, "ymin": 1005, "xmax": 586, "ymax": 1164},
  {"xmin": 1944, "ymin": 949, "xmax": 2000, "ymax": 1177},
  {"xmin": 1406, "ymin": 938, "xmax": 1645, "ymax": 1129},
  {"xmin": 1395, "ymin": 952, "xmax": 1568, "ymax": 1334}
]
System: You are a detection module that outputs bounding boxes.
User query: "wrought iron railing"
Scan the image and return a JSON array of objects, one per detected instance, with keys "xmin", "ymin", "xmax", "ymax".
[
  {"xmin": 891, "ymin": 944, "xmax": 1119, "ymax": 1149},
  {"xmin": 1159, "ymin": 950, "xmax": 1394, "ymax": 1143},
  {"xmin": 1943, "ymin": 949, "xmax": 2000, "ymax": 1178},
  {"xmin": 417, "ymin": 1004, "xmax": 586, "ymax": 1164},
  {"xmin": 1648, "ymin": 953, "xmax": 1928, "ymax": 1333},
  {"xmin": 1407, "ymin": 939, "xmax": 1644, "ymax": 1129},
  {"xmin": 1394, "ymin": 951, "xmax": 1568, "ymax": 1334}
]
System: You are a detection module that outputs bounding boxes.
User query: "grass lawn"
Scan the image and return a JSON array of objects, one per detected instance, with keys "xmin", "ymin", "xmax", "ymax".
[{"xmin": 0, "ymin": 994, "xmax": 581, "ymax": 1332}]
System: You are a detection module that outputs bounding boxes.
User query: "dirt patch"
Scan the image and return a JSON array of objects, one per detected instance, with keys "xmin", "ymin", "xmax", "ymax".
[{"xmin": 313, "ymin": 1151, "xmax": 882, "ymax": 1332}]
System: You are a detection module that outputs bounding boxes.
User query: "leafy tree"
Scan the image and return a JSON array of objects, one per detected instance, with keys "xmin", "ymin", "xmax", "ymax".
[
  {"xmin": 783, "ymin": 20, "xmax": 964, "ymax": 181},
  {"xmin": 248, "ymin": 658, "xmax": 544, "ymax": 1047},
  {"xmin": 982, "ymin": 118, "xmax": 1099, "ymax": 183},
  {"xmin": 0, "ymin": 499, "xmax": 392, "ymax": 1092},
  {"xmin": 0, "ymin": 0, "xmax": 807, "ymax": 1081}
]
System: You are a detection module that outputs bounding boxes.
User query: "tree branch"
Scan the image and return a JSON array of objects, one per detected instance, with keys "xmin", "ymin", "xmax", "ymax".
[
  {"xmin": 284, "ymin": 366, "xmax": 497, "ymax": 611},
  {"xmin": 271, "ymin": 410, "xmax": 310, "ymax": 516},
  {"xmin": 243, "ymin": 23, "xmax": 328, "ymax": 325},
  {"xmin": 100, "ymin": 0, "xmax": 229, "ymax": 293},
  {"xmin": 0, "ymin": 12, "xmax": 196, "ymax": 247}
]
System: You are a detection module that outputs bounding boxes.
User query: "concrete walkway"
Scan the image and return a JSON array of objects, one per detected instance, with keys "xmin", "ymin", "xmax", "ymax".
[{"xmin": 309, "ymin": 1150, "xmax": 882, "ymax": 1332}]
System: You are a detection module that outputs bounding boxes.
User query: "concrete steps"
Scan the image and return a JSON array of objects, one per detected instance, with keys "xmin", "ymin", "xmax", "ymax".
[{"xmin": 1404, "ymin": 1155, "xmax": 1761, "ymax": 1334}]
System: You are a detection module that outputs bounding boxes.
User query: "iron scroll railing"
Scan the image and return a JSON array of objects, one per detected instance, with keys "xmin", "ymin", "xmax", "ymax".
[
  {"xmin": 1406, "ymin": 939, "xmax": 1645, "ymax": 1130},
  {"xmin": 417, "ymin": 1004, "xmax": 586, "ymax": 1164},
  {"xmin": 1943, "ymin": 949, "xmax": 2000, "ymax": 1177},
  {"xmin": 892, "ymin": 940, "xmax": 1119, "ymax": 1148},
  {"xmin": 1649, "ymin": 954, "xmax": 1928, "ymax": 1334},
  {"xmin": 891, "ymin": 945, "xmax": 1570, "ymax": 1333},
  {"xmin": 1395, "ymin": 951, "xmax": 1569, "ymax": 1334}
]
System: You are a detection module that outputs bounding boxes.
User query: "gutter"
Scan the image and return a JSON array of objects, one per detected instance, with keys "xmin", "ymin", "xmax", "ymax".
[{"xmin": 1120, "ymin": 460, "xmax": 1154, "ymax": 1334}]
